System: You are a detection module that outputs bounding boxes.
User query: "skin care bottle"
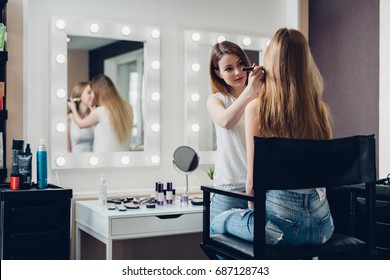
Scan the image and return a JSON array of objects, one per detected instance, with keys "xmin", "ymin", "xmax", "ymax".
[{"xmin": 37, "ymin": 138, "xmax": 48, "ymax": 189}]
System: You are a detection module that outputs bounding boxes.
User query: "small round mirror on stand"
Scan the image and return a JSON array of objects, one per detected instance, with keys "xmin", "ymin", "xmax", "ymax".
[{"xmin": 173, "ymin": 146, "xmax": 199, "ymax": 205}]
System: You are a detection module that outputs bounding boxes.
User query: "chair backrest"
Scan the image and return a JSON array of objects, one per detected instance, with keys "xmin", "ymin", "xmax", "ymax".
[{"xmin": 253, "ymin": 135, "xmax": 377, "ymax": 190}]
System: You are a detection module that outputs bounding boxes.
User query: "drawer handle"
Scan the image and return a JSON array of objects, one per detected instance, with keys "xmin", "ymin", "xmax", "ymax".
[{"xmin": 156, "ymin": 214, "xmax": 183, "ymax": 219}]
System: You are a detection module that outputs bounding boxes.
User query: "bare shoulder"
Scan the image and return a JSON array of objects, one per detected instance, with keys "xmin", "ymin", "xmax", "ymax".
[{"xmin": 245, "ymin": 99, "xmax": 258, "ymax": 113}]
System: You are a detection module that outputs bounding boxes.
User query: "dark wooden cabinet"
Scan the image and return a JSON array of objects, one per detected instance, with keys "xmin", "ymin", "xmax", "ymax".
[{"xmin": 0, "ymin": 184, "xmax": 73, "ymax": 259}]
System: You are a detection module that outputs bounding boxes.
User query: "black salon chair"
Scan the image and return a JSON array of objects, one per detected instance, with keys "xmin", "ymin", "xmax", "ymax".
[{"xmin": 201, "ymin": 135, "xmax": 377, "ymax": 259}]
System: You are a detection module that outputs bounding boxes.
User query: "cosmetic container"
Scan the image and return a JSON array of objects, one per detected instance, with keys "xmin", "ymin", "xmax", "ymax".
[
  {"xmin": 166, "ymin": 182, "xmax": 173, "ymax": 204},
  {"xmin": 11, "ymin": 139, "xmax": 24, "ymax": 176},
  {"xmin": 181, "ymin": 188, "xmax": 189, "ymax": 206},
  {"xmin": 10, "ymin": 174, "xmax": 20, "ymax": 190},
  {"xmin": 157, "ymin": 182, "xmax": 164, "ymax": 206},
  {"xmin": 17, "ymin": 143, "xmax": 32, "ymax": 188},
  {"xmin": 98, "ymin": 174, "xmax": 107, "ymax": 205},
  {"xmin": 36, "ymin": 138, "xmax": 48, "ymax": 189}
]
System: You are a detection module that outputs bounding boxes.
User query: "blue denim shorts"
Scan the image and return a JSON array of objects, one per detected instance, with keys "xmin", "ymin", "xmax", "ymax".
[
  {"xmin": 210, "ymin": 189, "xmax": 334, "ymax": 246},
  {"xmin": 210, "ymin": 184, "xmax": 247, "ymax": 222}
]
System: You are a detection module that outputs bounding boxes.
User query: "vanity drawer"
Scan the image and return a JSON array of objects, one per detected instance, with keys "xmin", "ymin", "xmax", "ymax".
[{"xmin": 111, "ymin": 212, "xmax": 202, "ymax": 236}]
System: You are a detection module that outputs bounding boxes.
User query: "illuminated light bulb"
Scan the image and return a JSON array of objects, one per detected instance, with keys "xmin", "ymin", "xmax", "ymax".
[
  {"xmin": 151, "ymin": 155, "xmax": 160, "ymax": 164},
  {"xmin": 56, "ymin": 89, "xmax": 66, "ymax": 98},
  {"xmin": 55, "ymin": 19, "xmax": 66, "ymax": 30},
  {"xmin": 89, "ymin": 156, "xmax": 99, "ymax": 166},
  {"xmin": 151, "ymin": 61, "xmax": 160, "ymax": 70},
  {"xmin": 56, "ymin": 123, "xmax": 66, "ymax": 133},
  {"xmin": 191, "ymin": 123, "xmax": 200, "ymax": 132},
  {"xmin": 56, "ymin": 157, "xmax": 66, "ymax": 166},
  {"xmin": 121, "ymin": 26, "xmax": 131, "ymax": 36},
  {"xmin": 191, "ymin": 93, "xmax": 200, "ymax": 102},
  {"xmin": 150, "ymin": 123, "xmax": 160, "ymax": 132},
  {"xmin": 192, "ymin": 32, "xmax": 200, "ymax": 42},
  {"xmin": 243, "ymin": 37, "xmax": 251, "ymax": 46},
  {"xmin": 56, "ymin": 54, "xmax": 66, "ymax": 64},
  {"xmin": 151, "ymin": 92, "xmax": 160, "ymax": 101},
  {"xmin": 217, "ymin": 35, "xmax": 226, "ymax": 43},
  {"xmin": 151, "ymin": 29, "xmax": 160, "ymax": 39},
  {"xmin": 191, "ymin": 63, "xmax": 200, "ymax": 72},
  {"xmin": 120, "ymin": 155, "xmax": 130, "ymax": 165},
  {"xmin": 90, "ymin": 23, "xmax": 99, "ymax": 33}
]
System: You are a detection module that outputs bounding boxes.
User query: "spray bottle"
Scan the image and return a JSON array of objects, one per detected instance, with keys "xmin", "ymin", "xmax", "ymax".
[{"xmin": 37, "ymin": 138, "xmax": 48, "ymax": 189}]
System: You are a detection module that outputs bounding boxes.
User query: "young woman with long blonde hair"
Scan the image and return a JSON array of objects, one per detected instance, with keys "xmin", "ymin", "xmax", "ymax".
[{"xmin": 211, "ymin": 28, "xmax": 334, "ymax": 246}]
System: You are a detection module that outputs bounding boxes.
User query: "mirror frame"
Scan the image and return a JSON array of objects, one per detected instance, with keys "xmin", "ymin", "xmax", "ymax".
[
  {"xmin": 50, "ymin": 17, "xmax": 161, "ymax": 169},
  {"xmin": 184, "ymin": 30, "xmax": 270, "ymax": 164}
]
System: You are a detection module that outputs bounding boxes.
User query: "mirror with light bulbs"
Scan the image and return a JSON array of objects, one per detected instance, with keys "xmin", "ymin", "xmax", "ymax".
[
  {"xmin": 184, "ymin": 30, "xmax": 270, "ymax": 164},
  {"xmin": 50, "ymin": 17, "xmax": 161, "ymax": 169}
]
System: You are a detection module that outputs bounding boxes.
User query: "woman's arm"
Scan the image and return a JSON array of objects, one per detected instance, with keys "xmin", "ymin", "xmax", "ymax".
[
  {"xmin": 245, "ymin": 99, "xmax": 259, "ymax": 197},
  {"xmin": 68, "ymin": 100, "xmax": 99, "ymax": 128},
  {"xmin": 207, "ymin": 65, "xmax": 263, "ymax": 130}
]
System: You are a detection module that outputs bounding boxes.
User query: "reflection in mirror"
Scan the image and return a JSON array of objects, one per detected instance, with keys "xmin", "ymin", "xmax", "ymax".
[
  {"xmin": 67, "ymin": 36, "xmax": 145, "ymax": 151},
  {"xmin": 184, "ymin": 30, "xmax": 270, "ymax": 164},
  {"xmin": 173, "ymin": 146, "xmax": 199, "ymax": 203},
  {"xmin": 50, "ymin": 17, "xmax": 161, "ymax": 169}
]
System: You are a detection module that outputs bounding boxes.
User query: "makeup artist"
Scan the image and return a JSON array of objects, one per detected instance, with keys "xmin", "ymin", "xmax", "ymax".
[
  {"xmin": 207, "ymin": 40, "xmax": 264, "ymax": 222},
  {"xmin": 67, "ymin": 81, "xmax": 96, "ymax": 153}
]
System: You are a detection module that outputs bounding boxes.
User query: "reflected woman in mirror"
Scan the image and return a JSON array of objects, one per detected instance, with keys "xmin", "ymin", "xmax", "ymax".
[
  {"xmin": 211, "ymin": 28, "xmax": 334, "ymax": 246},
  {"xmin": 67, "ymin": 81, "xmax": 96, "ymax": 153},
  {"xmin": 68, "ymin": 74, "xmax": 133, "ymax": 152},
  {"xmin": 207, "ymin": 41, "xmax": 264, "ymax": 221}
]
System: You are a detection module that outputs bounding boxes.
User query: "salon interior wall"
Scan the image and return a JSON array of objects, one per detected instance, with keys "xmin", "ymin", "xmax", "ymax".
[
  {"xmin": 309, "ymin": 0, "xmax": 389, "ymax": 178},
  {"xmin": 6, "ymin": 0, "xmax": 299, "ymax": 197}
]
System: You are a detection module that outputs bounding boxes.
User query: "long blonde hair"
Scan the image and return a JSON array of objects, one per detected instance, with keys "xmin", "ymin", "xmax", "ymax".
[
  {"xmin": 209, "ymin": 40, "xmax": 251, "ymax": 95},
  {"xmin": 257, "ymin": 28, "xmax": 332, "ymax": 139},
  {"xmin": 90, "ymin": 74, "xmax": 133, "ymax": 145}
]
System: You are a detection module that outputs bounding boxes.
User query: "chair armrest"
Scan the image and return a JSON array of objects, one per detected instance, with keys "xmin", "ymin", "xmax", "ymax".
[{"xmin": 201, "ymin": 185, "xmax": 254, "ymax": 201}]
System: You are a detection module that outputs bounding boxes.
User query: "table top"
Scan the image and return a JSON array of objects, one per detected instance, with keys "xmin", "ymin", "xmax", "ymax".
[{"xmin": 76, "ymin": 199, "xmax": 203, "ymax": 219}]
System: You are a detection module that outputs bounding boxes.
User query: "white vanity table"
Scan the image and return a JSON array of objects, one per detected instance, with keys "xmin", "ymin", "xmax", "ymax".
[{"xmin": 75, "ymin": 200, "xmax": 203, "ymax": 260}]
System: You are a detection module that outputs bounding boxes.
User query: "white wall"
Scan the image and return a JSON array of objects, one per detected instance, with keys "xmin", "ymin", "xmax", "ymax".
[
  {"xmin": 380, "ymin": 0, "xmax": 390, "ymax": 178},
  {"xmin": 23, "ymin": 0, "xmax": 299, "ymax": 197}
]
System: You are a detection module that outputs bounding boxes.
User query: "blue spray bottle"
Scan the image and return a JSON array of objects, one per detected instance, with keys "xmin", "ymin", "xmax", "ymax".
[{"xmin": 37, "ymin": 138, "xmax": 48, "ymax": 189}]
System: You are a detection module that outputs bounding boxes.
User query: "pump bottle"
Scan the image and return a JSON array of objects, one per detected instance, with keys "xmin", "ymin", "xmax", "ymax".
[
  {"xmin": 37, "ymin": 138, "xmax": 48, "ymax": 189},
  {"xmin": 98, "ymin": 174, "xmax": 107, "ymax": 205}
]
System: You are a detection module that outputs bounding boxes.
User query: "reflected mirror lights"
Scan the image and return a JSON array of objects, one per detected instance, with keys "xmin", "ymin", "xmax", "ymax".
[
  {"xmin": 50, "ymin": 17, "xmax": 161, "ymax": 169},
  {"xmin": 184, "ymin": 30, "xmax": 270, "ymax": 164}
]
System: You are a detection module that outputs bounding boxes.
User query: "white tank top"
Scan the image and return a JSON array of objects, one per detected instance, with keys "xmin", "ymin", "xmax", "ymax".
[
  {"xmin": 69, "ymin": 114, "xmax": 94, "ymax": 152},
  {"xmin": 212, "ymin": 93, "xmax": 247, "ymax": 186}
]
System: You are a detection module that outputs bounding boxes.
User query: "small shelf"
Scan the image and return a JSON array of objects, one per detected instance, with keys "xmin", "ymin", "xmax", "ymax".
[
  {"xmin": 0, "ymin": 0, "xmax": 7, "ymax": 11},
  {"xmin": 0, "ymin": 51, "xmax": 7, "ymax": 62},
  {"xmin": 0, "ymin": 109, "xmax": 7, "ymax": 120},
  {"xmin": 0, "ymin": 167, "xmax": 7, "ymax": 180}
]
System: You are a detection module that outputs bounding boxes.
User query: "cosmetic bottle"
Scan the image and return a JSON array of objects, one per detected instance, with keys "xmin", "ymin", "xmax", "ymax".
[
  {"xmin": 181, "ymin": 188, "xmax": 189, "ymax": 206},
  {"xmin": 37, "ymin": 138, "xmax": 48, "ymax": 189},
  {"xmin": 11, "ymin": 139, "xmax": 24, "ymax": 176},
  {"xmin": 10, "ymin": 173, "xmax": 20, "ymax": 190},
  {"xmin": 166, "ymin": 182, "xmax": 173, "ymax": 204},
  {"xmin": 157, "ymin": 182, "xmax": 164, "ymax": 206},
  {"xmin": 98, "ymin": 174, "xmax": 107, "ymax": 205},
  {"xmin": 18, "ymin": 143, "xmax": 32, "ymax": 188}
]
